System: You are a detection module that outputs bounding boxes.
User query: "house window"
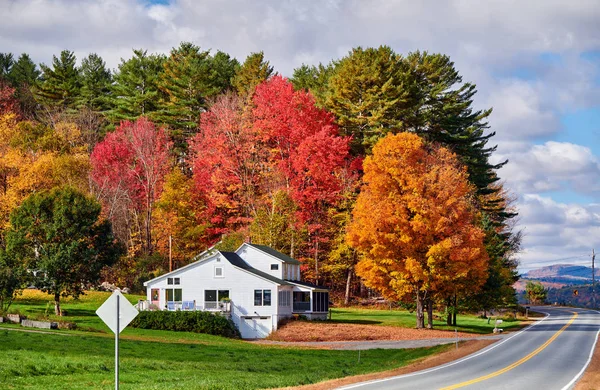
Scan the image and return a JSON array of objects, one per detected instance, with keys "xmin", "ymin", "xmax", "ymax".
[
  {"xmin": 166, "ymin": 288, "xmax": 182, "ymax": 302},
  {"xmin": 254, "ymin": 290, "xmax": 271, "ymax": 306},
  {"xmin": 215, "ymin": 267, "xmax": 223, "ymax": 277},
  {"xmin": 270, "ymin": 264, "xmax": 279, "ymax": 270},
  {"xmin": 174, "ymin": 277, "xmax": 180, "ymax": 285},
  {"xmin": 167, "ymin": 277, "xmax": 173, "ymax": 285},
  {"xmin": 278, "ymin": 290, "xmax": 291, "ymax": 307},
  {"xmin": 205, "ymin": 290, "xmax": 229, "ymax": 310}
]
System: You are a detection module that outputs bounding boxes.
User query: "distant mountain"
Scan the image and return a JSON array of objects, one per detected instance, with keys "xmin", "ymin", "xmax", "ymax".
[
  {"xmin": 524, "ymin": 264, "xmax": 600, "ymax": 280},
  {"xmin": 514, "ymin": 264, "xmax": 600, "ymax": 292},
  {"xmin": 515, "ymin": 264, "xmax": 600, "ymax": 308}
]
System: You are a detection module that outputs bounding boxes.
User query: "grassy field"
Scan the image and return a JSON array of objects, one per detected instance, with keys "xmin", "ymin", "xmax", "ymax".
[
  {"xmin": 6, "ymin": 289, "xmax": 145, "ymax": 333},
  {"xmin": 1, "ymin": 290, "xmax": 454, "ymax": 389},
  {"xmin": 1, "ymin": 326, "xmax": 449, "ymax": 389},
  {"xmin": 329, "ymin": 307, "xmax": 524, "ymax": 334}
]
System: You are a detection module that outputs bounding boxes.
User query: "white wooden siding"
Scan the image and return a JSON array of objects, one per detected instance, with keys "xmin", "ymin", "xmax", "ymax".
[{"xmin": 145, "ymin": 252, "xmax": 283, "ymax": 337}]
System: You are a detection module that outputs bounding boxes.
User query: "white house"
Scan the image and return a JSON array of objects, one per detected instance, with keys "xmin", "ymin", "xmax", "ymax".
[{"xmin": 143, "ymin": 243, "xmax": 329, "ymax": 339}]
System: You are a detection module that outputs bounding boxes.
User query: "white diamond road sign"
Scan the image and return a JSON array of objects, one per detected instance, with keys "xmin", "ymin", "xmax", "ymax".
[{"xmin": 96, "ymin": 290, "xmax": 139, "ymax": 334}]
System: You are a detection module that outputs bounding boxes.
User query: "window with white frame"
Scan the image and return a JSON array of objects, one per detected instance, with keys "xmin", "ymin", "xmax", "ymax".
[
  {"xmin": 270, "ymin": 264, "xmax": 279, "ymax": 270},
  {"xmin": 254, "ymin": 289, "xmax": 271, "ymax": 306},
  {"xmin": 166, "ymin": 288, "xmax": 182, "ymax": 302},
  {"xmin": 205, "ymin": 289, "xmax": 229, "ymax": 309},
  {"xmin": 214, "ymin": 267, "xmax": 223, "ymax": 277}
]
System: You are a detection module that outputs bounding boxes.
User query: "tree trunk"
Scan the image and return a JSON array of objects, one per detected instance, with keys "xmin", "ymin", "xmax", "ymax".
[
  {"xmin": 452, "ymin": 294, "xmax": 457, "ymax": 326},
  {"xmin": 344, "ymin": 268, "xmax": 352, "ymax": 306},
  {"xmin": 446, "ymin": 298, "xmax": 452, "ymax": 325},
  {"xmin": 314, "ymin": 238, "xmax": 319, "ymax": 284},
  {"xmin": 54, "ymin": 293, "xmax": 62, "ymax": 316},
  {"xmin": 426, "ymin": 298, "xmax": 434, "ymax": 329},
  {"xmin": 146, "ymin": 203, "xmax": 152, "ymax": 254},
  {"xmin": 416, "ymin": 290, "xmax": 425, "ymax": 329}
]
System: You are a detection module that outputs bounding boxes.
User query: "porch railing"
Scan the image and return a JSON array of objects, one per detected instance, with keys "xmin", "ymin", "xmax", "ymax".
[{"xmin": 293, "ymin": 302, "xmax": 311, "ymax": 312}]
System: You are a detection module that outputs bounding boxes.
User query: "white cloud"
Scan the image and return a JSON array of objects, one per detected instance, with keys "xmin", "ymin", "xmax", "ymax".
[
  {"xmin": 1, "ymin": 0, "xmax": 600, "ymax": 273},
  {"xmin": 516, "ymin": 195, "xmax": 600, "ymax": 271},
  {"xmin": 495, "ymin": 142, "xmax": 600, "ymax": 195}
]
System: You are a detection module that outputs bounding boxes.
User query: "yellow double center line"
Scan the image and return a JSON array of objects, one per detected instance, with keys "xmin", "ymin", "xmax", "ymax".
[{"xmin": 440, "ymin": 311, "xmax": 578, "ymax": 390}]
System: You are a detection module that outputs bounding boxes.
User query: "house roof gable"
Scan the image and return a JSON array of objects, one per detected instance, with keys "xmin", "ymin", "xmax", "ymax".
[
  {"xmin": 221, "ymin": 252, "xmax": 291, "ymax": 286},
  {"xmin": 243, "ymin": 243, "xmax": 301, "ymax": 265},
  {"xmin": 143, "ymin": 249, "xmax": 218, "ymax": 286},
  {"xmin": 144, "ymin": 246, "xmax": 295, "ymax": 288}
]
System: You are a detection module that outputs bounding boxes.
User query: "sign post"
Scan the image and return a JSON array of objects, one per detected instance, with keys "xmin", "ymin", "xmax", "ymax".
[{"xmin": 96, "ymin": 290, "xmax": 139, "ymax": 390}]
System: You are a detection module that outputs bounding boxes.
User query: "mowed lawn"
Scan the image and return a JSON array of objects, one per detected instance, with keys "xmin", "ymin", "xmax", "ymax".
[
  {"xmin": 1, "ymin": 291, "xmax": 451, "ymax": 389},
  {"xmin": 329, "ymin": 307, "xmax": 524, "ymax": 334}
]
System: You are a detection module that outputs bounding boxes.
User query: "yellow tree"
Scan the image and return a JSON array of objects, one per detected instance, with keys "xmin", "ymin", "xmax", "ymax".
[
  {"xmin": 0, "ymin": 114, "xmax": 90, "ymax": 230},
  {"xmin": 153, "ymin": 168, "xmax": 208, "ymax": 271},
  {"xmin": 347, "ymin": 132, "xmax": 488, "ymax": 329}
]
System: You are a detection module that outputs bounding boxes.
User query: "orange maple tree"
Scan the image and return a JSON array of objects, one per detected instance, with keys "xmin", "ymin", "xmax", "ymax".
[{"xmin": 347, "ymin": 132, "xmax": 488, "ymax": 329}]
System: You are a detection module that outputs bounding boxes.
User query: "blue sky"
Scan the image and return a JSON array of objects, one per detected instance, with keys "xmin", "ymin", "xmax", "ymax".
[{"xmin": 1, "ymin": 0, "xmax": 599, "ymax": 272}]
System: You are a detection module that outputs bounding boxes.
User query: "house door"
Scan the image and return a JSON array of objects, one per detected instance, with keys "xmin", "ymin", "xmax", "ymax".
[{"xmin": 151, "ymin": 289, "xmax": 159, "ymax": 307}]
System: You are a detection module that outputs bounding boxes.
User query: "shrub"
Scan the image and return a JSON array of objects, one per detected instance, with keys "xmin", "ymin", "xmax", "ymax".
[{"xmin": 130, "ymin": 311, "xmax": 240, "ymax": 338}]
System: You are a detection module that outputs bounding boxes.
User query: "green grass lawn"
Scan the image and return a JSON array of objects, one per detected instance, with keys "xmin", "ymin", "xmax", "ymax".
[
  {"xmin": 1, "ymin": 291, "xmax": 453, "ymax": 389},
  {"xmin": 329, "ymin": 307, "xmax": 524, "ymax": 334},
  {"xmin": 0, "ymin": 327, "xmax": 449, "ymax": 389},
  {"xmin": 6, "ymin": 290, "xmax": 145, "ymax": 333}
]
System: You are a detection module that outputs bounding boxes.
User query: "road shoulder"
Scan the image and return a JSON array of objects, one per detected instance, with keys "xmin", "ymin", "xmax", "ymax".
[
  {"xmin": 275, "ymin": 339, "xmax": 496, "ymax": 390},
  {"xmin": 574, "ymin": 330, "xmax": 600, "ymax": 390}
]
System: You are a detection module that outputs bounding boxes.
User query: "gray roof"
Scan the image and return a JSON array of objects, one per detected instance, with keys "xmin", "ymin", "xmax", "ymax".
[
  {"xmin": 286, "ymin": 280, "xmax": 329, "ymax": 290},
  {"xmin": 247, "ymin": 244, "xmax": 301, "ymax": 265},
  {"xmin": 221, "ymin": 252, "xmax": 291, "ymax": 286}
]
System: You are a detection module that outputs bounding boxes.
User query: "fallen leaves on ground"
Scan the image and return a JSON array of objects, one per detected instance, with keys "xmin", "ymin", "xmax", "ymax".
[{"xmin": 267, "ymin": 321, "xmax": 480, "ymax": 342}]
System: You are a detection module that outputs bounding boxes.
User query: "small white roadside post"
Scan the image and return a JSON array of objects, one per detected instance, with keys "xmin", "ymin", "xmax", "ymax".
[{"xmin": 96, "ymin": 290, "xmax": 139, "ymax": 390}]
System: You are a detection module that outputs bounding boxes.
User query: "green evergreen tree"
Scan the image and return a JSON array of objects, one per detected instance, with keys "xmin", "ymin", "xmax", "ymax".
[
  {"xmin": 36, "ymin": 50, "xmax": 81, "ymax": 110},
  {"xmin": 324, "ymin": 46, "xmax": 413, "ymax": 155},
  {"xmin": 9, "ymin": 53, "xmax": 40, "ymax": 87},
  {"xmin": 108, "ymin": 49, "xmax": 165, "ymax": 122},
  {"xmin": 7, "ymin": 53, "xmax": 40, "ymax": 118},
  {"xmin": 290, "ymin": 63, "xmax": 334, "ymax": 106},
  {"xmin": 232, "ymin": 51, "xmax": 274, "ymax": 97},
  {"xmin": 209, "ymin": 50, "xmax": 239, "ymax": 94},
  {"xmin": 155, "ymin": 42, "xmax": 215, "ymax": 154},
  {"xmin": 0, "ymin": 53, "xmax": 14, "ymax": 80},
  {"xmin": 78, "ymin": 53, "xmax": 112, "ymax": 111}
]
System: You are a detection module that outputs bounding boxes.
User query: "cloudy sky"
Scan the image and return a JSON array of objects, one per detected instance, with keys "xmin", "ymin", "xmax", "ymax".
[{"xmin": 2, "ymin": 0, "xmax": 599, "ymax": 272}]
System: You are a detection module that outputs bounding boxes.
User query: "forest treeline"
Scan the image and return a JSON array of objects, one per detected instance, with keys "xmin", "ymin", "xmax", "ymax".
[{"xmin": 0, "ymin": 43, "xmax": 520, "ymax": 321}]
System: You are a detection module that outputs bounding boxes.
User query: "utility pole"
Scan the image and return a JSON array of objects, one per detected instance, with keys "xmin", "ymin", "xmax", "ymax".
[
  {"xmin": 169, "ymin": 235, "xmax": 173, "ymax": 272},
  {"xmin": 593, "ymin": 249, "xmax": 596, "ymax": 309}
]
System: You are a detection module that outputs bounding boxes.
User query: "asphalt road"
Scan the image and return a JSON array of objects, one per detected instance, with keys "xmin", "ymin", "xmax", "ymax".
[{"xmin": 338, "ymin": 306, "xmax": 600, "ymax": 390}]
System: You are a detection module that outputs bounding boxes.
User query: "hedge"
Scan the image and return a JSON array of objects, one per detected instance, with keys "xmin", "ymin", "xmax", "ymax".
[{"xmin": 130, "ymin": 311, "xmax": 240, "ymax": 338}]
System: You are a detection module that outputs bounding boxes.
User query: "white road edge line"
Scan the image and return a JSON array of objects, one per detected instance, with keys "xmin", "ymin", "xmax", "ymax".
[
  {"xmin": 560, "ymin": 309, "xmax": 600, "ymax": 390},
  {"xmin": 338, "ymin": 309, "xmax": 552, "ymax": 390}
]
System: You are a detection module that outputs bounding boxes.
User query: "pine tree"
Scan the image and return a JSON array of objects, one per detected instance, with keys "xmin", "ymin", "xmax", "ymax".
[
  {"xmin": 0, "ymin": 53, "xmax": 13, "ymax": 80},
  {"xmin": 209, "ymin": 50, "xmax": 239, "ymax": 94},
  {"xmin": 108, "ymin": 49, "xmax": 165, "ymax": 122},
  {"xmin": 324, "ymin": 46, "xmax": 413, "ymax": 155},
  {"xmin": 7, "ymin": 54, "xmax": 40, "ymax": 118},
  {"xmin": 232, "ymin": 51, "xmax": 274, "ymax": 97},
  {"xmin": 78, "ymin": 53, "xmax": 112, "ymax": 111},
  {"xmin": 290, "ymin": 63, "xmax": 334, "ymax": 105},
  {"xmin": 36, "ymin": 50, "xmax": 81, "ymax": 110},
  {"xmin": 9, "ymin": 54, "xmax": 40, "ymax": 87},
  {"xmin": 155, "ymin": 43, "xmax": 215, "ymax": 156}
]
